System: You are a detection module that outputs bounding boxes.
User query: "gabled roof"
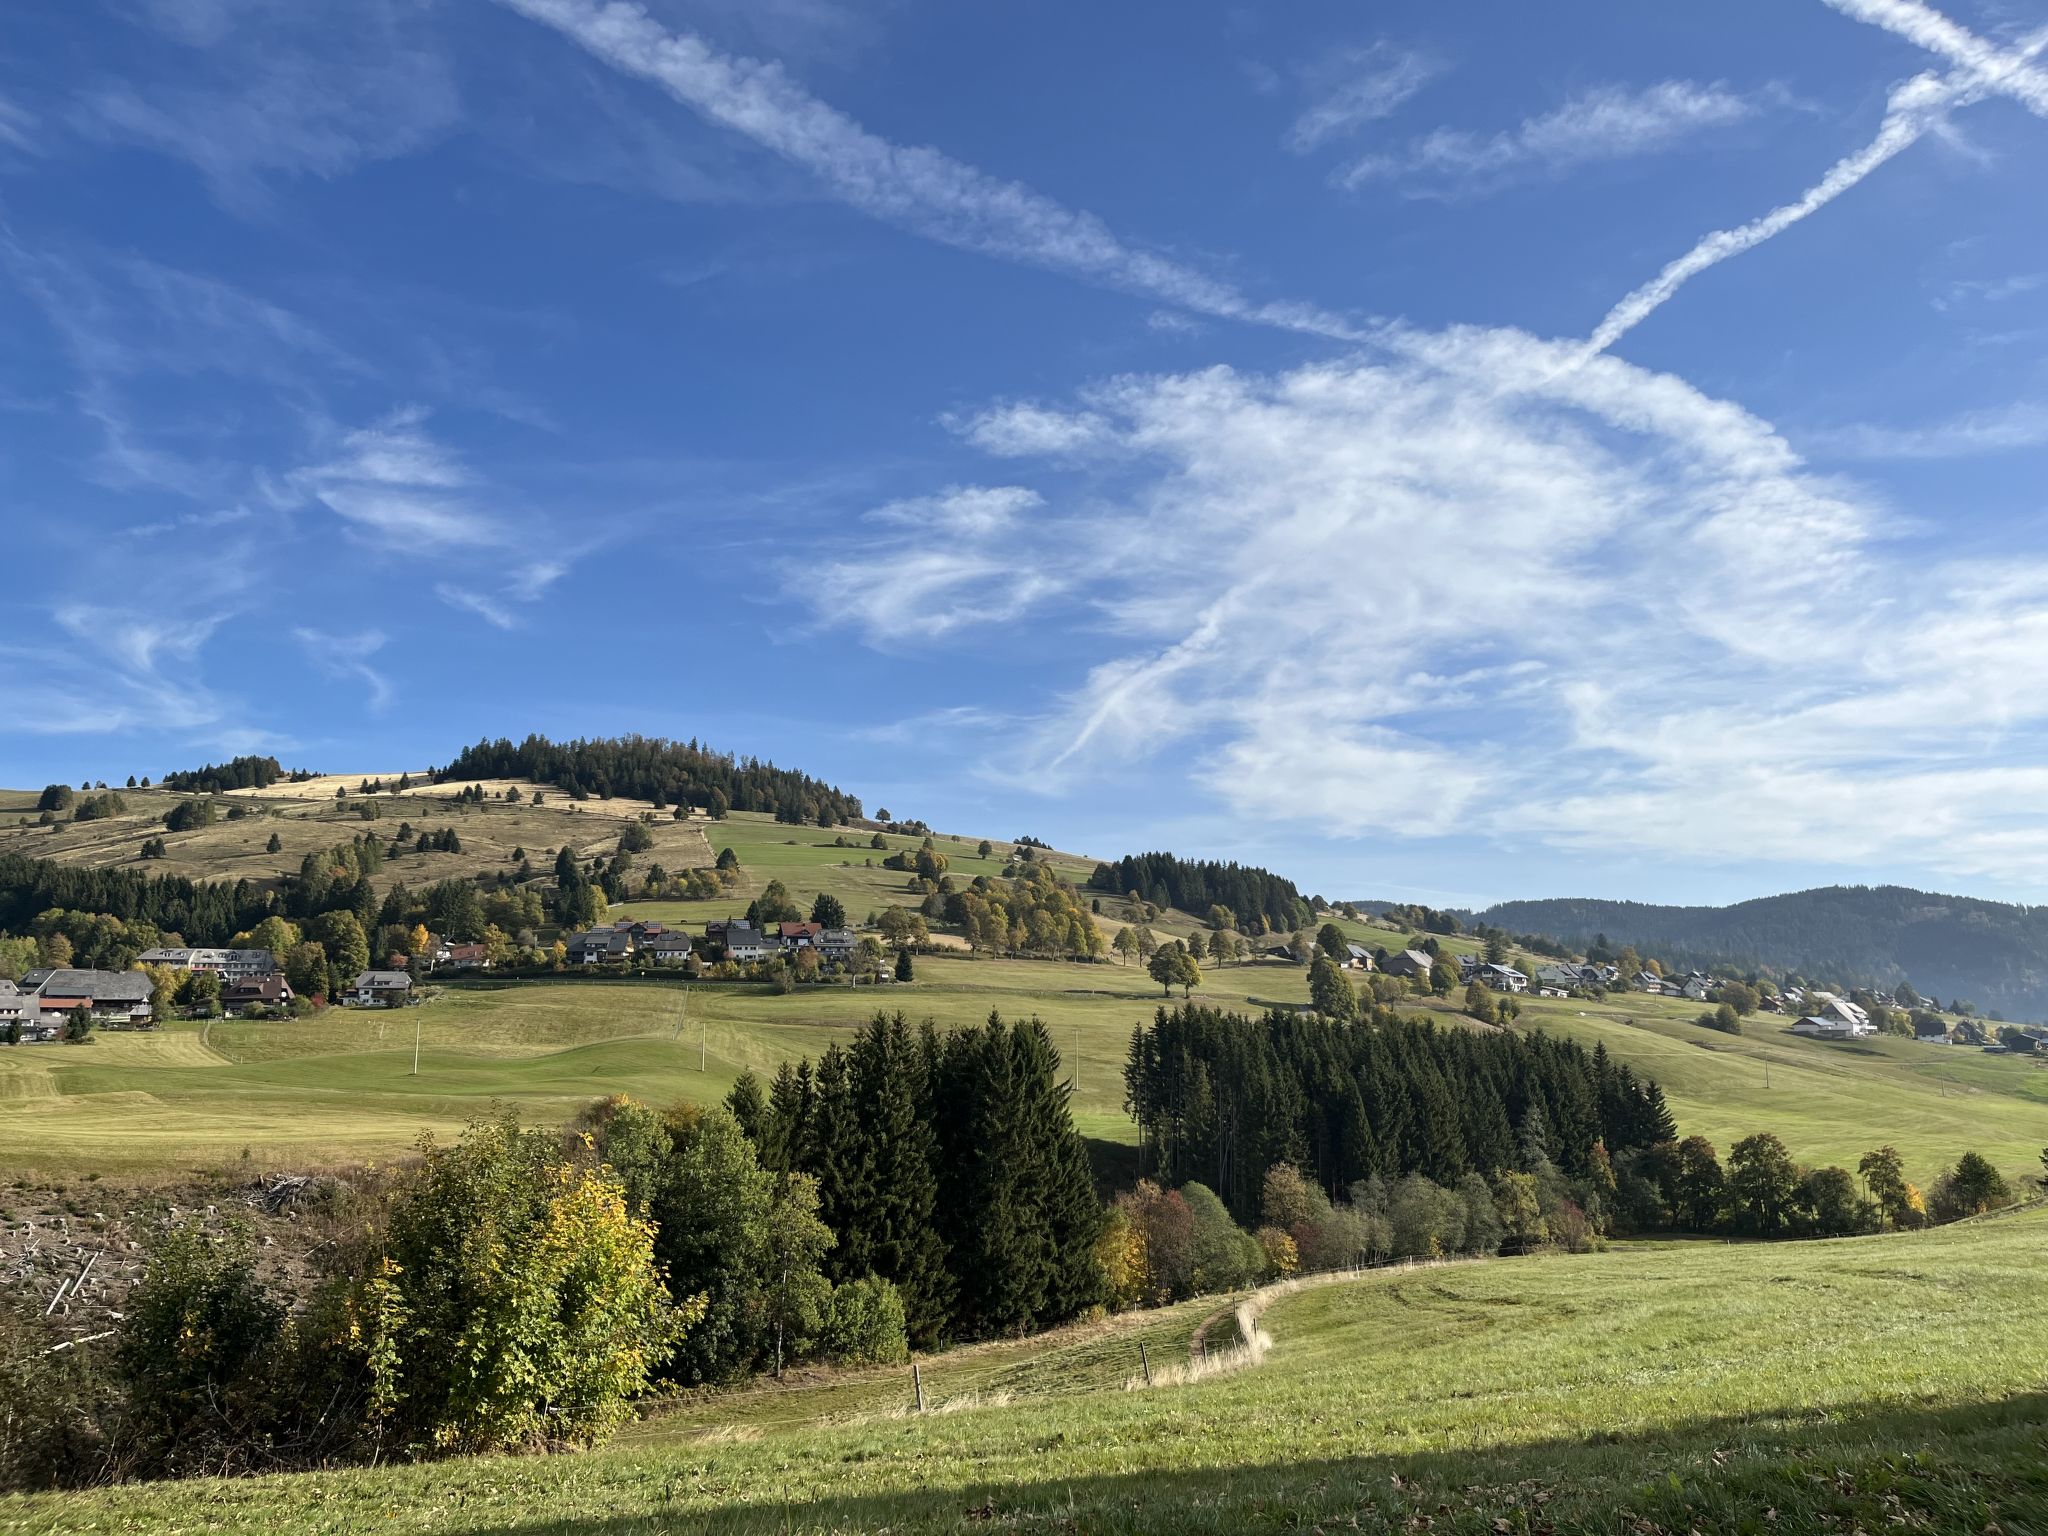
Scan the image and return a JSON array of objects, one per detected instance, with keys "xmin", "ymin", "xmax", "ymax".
[
  {"xmin": 353, "ymin": 970, "xmax": 412, "ymax": 988},
  {"xmin": 22, "ymin": 968, "xmax": 152, "ymax": 1003}
]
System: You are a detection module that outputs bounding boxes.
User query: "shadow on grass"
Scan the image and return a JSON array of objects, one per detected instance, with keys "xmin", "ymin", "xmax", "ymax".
[{"xmin": 121, "ymin": 1390, "xmax": 2045, "ymax": 1536}]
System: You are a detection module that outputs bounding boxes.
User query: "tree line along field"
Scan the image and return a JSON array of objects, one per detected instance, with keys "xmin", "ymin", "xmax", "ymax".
[
  {"xmin": 2, "ymin": 782, "xmax": 2044, "ymax": 1186},
  {"xmin": 16, "ymin": 1205, "xmax": 2045, "ymax": 1535}
]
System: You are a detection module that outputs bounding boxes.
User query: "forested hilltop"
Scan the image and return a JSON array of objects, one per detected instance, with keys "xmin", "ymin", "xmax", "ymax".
[
  {"xmin": 435, "ymin": 734, "xmax": 863, "ymax": 824},
  {"xmin": 1088, "ymin": 852, "xmax": 1311, "ymax": 934},
  {"xmin": 1478, "ymin": 885, "xmax": 2048, "ymax": 1018}
]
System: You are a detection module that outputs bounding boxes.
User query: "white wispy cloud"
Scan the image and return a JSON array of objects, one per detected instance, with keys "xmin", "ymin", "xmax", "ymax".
[
  {"xmin": 1287, "ymin": 44, "xmax": 1442, "ymax": 153},
  {"xmin": 799, "ymin": 325, "xmax": 2048, "ymax": 877},
  {"xmin": 290, "ymin": 408, "xmax": 500, "ymax": 549},
  {"xmin": 74, "ymin": 0, "xmax": 458, "ymax": 210},
  {"xmin": 294, "ymin": 627, "xmax": 394, "ymax": 712},
  {"xmin": 1583, "ymin": 14, "xmax": 2048, "ymax": 356},
  {"xmin": 0, "ymin": 93, "xmax": 39, "ymax": 153},
  {"xmin": 494, "ymin": 0, "xmax": 1367, "ymax": 341},
  {"xmin": 803, "ymin": 485, "xmax": 1062, "ymax": 643},
  {"xmin": 435, "ymin": 584, "xmax": 519, "ymax": 630},
  {"xmin": 1342, "ymin": 80, "xmax": 1768, "ymax": 193},
  {"xmin": 868, "ymin": 485, "xmax": 1042, "ymax": 537},
  {"xmin": 1824, "ymin": 0, "xmax": 2048, "ymax": 114},
  {"xmin": 1935, "ymin": 271, "xmax": 2046, "ymax": 309},
  {"xmin": 1807, "ymin": 400, "xmax": 2048, "ymax": 458}
]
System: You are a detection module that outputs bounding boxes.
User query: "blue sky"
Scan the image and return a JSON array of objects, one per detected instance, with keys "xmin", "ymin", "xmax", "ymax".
[{"xmin": 6, "ymin": 0, "xmax": 2048, "ymax": 910}]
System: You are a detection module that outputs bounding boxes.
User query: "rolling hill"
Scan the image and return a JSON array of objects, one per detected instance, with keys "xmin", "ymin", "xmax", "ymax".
[{"xmin": 1474, "ymin": 885, "xmax": 2048, "ymax": 1020}]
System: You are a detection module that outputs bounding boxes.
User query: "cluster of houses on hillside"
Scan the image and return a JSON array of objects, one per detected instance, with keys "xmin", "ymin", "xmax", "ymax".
[
  {"xmin": 564, "ymin": 918, "xmax": 860, "ymax": 967},
  {"xmin": 0, "ymin": 969, "xmax": 156, "ymax": 1037}
]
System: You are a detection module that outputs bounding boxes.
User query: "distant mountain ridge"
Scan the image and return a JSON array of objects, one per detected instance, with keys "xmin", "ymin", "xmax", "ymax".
[{"xmin": 1469, "ymin": 885, "xmax": 2048, "ymax": 1019}]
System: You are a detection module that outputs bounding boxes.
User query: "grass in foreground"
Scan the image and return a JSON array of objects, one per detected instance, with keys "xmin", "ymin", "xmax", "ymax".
[{"xmin": 12, "ymin": 1206, "xmax": 2045, "ymax": 1535}]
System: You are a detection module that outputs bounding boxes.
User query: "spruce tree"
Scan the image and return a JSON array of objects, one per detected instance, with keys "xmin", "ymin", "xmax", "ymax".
[
  {"xmin": 932, "ymin": 1016, "xmax": 1032, "ymax": 1338},
  {"xmin": 846, "ymin": 1014, "xmax": 955, "ymax": 1344},
  {"xmin": 760, "ymin": 1061, "xmax": 812, "ymax": 1172},
  {"xmin": 725, "ymin": 1070, "xmax": 767, "ymax": 1142},
  {"xmin": 1008, "ymin": 1018, "xmax": 1106, "ymax": 1320},
  {"xmin": 802, "ymin": 1048, "xmax": 872, "ymax": 1282}
]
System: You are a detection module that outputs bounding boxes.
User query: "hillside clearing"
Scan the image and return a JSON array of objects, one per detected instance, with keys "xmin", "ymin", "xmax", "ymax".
[{"xmin": 14, "ymin": 1207, "xmax": 2045, "ymax": 1534}]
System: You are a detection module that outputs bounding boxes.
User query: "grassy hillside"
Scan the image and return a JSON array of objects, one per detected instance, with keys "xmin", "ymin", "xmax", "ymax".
[
  {"xmin": 3, "ymin": 786, "xmax": 2044, "ymax": 1189},
  {"xmin": 17, "ymin": 1207, "xmax": 2046, "ymax": 1534},
  {"xmin": 0, "ymin": 782, "xmax": 1098, "ymax": 925},
  {"xmin": 1504, "ymin": 988, "xmax": 2048, "ymax": 1181}
]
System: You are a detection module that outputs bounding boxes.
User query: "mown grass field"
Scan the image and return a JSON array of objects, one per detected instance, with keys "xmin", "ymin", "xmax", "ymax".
[
  {"xmin": 3, "ymin": 953, "xmax": 2043, "ymax": 1189},
  {"xmin": 0, "ymin": 953, "xmax": 1312, "ymax": 1176},
  {"xmin": 12, "ymin": 1206, "xmax": 2044, "ymax": 1534}
]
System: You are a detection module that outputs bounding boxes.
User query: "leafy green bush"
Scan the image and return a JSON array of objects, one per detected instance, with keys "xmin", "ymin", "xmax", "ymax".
[
  {"xmin": 116, "ymin": 1220, "xmax": 285, "ymax": 1477},
  {"xmin": 820, "ymin": 1277, "xmax": 909, "ymax": 1366},
  {"xmin": 359, "ymin": 1113, "xmax": 694, "ymax": 1455}
]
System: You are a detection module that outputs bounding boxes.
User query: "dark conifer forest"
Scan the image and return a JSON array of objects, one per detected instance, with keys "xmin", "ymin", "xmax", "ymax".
[
  {"xmin": 1123, "ymin": 1005, "xmax": 1673, "ymax": 1222},
  {"xmin": 1088, "ymin": 852, "xmax": 1312, "ymax": 934},
  {"xmin": 435, "ymin": 734, "xmax": 863, "ymax": 825}
]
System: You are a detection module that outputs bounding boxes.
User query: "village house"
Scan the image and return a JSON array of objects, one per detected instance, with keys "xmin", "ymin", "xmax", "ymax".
[
  {"xmin": 706, "ymin": 920, "xmax": 777, "ymax": 962},
  {"xmin": 566, "ymin": 921, "xmax": 693, "ymax": 966},
  {"xmin": 347, "ymin": 971, "xmax": 413, "ymax": 1008},
  {"xmin": 1914, "ymin": 1015, "xmax": 1952, "ymax": 1044},
  {"xmin": 1474, "ymin": 963, "xmax": 1529, "ymax": 994},
  {"xmin": 1383, "ymin": 948, "xmax": 1437, "ymax": 980},
  {"xmin": 135, "ymin": 947, "xmax": 276, "ymax": 981},
  {"xmin": 0, "ymin": 980, "xmax": 51, "ymax": 1038},
  {"xmin": 18, "ymin": 968, "xmax": 155, "ymax": 1026},
  {"xmin": 1810, "ymin": 993, "xmax": 1871, "ymax": 1030},
  {"xmin": 433, "ymin": 940, "xmax": 490, "ymax": 971},
  {"xmin": 777, "ymin": 921, "xmax": 824, "ymax": 951},
  {"xmin": 223, "ymin": 974, "xmax": 294, "ymax": 1014},
  {"xmin": 1791, "ymin": 1010, "xmax": 1876, "ymax": 1040},
  {"xmin": 817, "ymin": 928, "xmax": 857, "ymax": 961},
  {"xmin": 1342, "ymin": 943, "xmax": 1375, "ymax": 971}
]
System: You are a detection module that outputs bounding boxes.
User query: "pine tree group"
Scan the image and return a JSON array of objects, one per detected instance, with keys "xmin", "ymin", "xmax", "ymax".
[
  {"xmin": 759, "ymin": 1011, "xmax": 1102, "ymax": 1345},
  {"xmin": 1124, "ymin": 1003, "xmax": 1671, "ymax": 1223}
]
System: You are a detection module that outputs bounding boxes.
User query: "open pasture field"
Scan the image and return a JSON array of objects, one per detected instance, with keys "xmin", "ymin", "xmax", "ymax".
[
  {"xmin": 3, "ymin": 950, "xmax": 2042, "ymax": 1188},
  {"xmin": 0, "ymin": 954, "xmax": 1313, "ymax": 1175},
  {"xmin": 15, "ymin": 1205, "xmax": 2045, "ymax": 1535},
  {"xmin": 1502, "ymin": 988, "xmax": 2048, "ymax": 1188}
]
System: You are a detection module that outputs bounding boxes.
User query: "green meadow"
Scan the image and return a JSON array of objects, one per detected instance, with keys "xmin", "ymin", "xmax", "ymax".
[
  {"xmin": 4, "ymin": 953, "xmax": 2044, "ymax": 1189},
  {"xmin": 2, "ymin": 795, "xmax": 2043, "ymax": 1187},
  {"xmin": 15, "ymin": 1206, "xmax": 2045, "ymax": 1534}
]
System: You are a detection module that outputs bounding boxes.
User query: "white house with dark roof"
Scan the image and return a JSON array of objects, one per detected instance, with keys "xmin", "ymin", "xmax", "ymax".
[
  {"xmin": 1474, "ymin": 963, "xmax": 1528, "ymax": 994},
  {"xmin": 347, "ymin": 971, "xmax": 414, "ymax": 1007}
]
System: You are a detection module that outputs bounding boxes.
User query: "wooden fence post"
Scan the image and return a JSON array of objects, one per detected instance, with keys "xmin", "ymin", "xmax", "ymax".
[
  {"xmin": 912, "ymin": 1361, "xmax": 925, "ymax": 1412},
  {"xmin": 1138, "ymin": 1340, "xmax": 1153, "ymax": 1385}
]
